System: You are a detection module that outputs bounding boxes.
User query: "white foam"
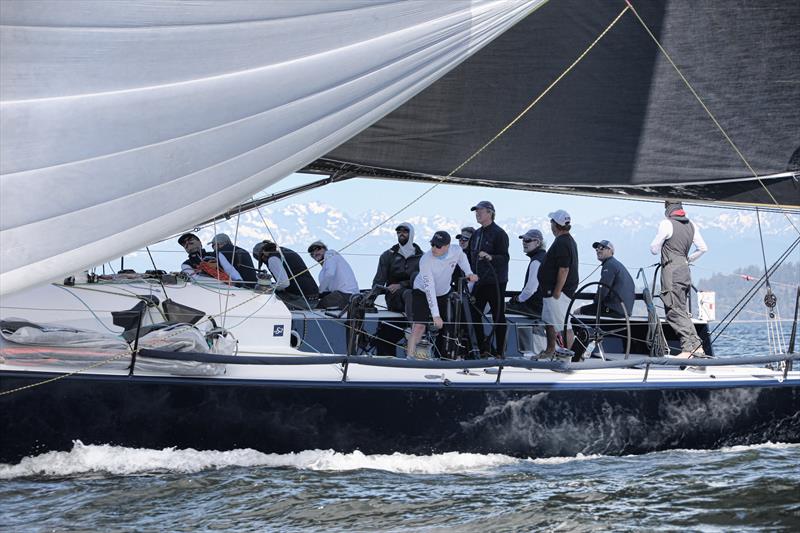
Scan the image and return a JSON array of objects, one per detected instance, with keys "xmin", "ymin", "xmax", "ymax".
[{"xmin": 0, "ymin": 441, "xmax": 519, "ymax": 479}]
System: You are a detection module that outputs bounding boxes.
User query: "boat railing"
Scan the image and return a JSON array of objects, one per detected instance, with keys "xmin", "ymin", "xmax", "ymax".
[{"xmin": 137, "ymin": 348, "xmax": 800, "ymax": 382}]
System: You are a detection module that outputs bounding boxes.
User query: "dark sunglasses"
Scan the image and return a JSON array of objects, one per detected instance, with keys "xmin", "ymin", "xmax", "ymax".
[
  {"xmin": 523, "ymin": 238, "xmax": 539, "ymax": 243},
  {"xmin": 458, "ymin": 236, "xmax": 470, "ymax": 241},
  {"xmin": 595, "ymin": 246, "xmax": 607, "ymax": 251}
]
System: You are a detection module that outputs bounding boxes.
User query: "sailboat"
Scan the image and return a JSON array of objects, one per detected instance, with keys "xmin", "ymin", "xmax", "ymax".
[{"xmin": 1, "ymin": 1, "xmax": 798, "ymax": 464}]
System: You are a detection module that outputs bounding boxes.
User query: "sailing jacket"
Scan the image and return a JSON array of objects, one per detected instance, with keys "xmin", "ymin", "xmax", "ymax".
[
  {"xmin": 468, "ymin": 222, "xmax": 509, "ymax": 285},
  {"xmin": 372, "ymin": 243, "xmax": 423, "ymax": 311}
]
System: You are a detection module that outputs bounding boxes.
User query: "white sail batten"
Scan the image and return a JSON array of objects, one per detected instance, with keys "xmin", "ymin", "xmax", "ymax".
[{"xmin": 0, "ymin": 0, "xmax": 542, "ymax": 295}]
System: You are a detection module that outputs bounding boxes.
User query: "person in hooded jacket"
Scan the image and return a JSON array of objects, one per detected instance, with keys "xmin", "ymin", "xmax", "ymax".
[
  {"xmin": 209, "ymin": 233, "xmax": 257, "ymax": 286},
  {"xmin": 650, "ymin": 200, "xmax": 708, "ymax": 358},
  {"xmin": 253, "ymin": 240, "xmax": 319, "ymax": 309},
  {"xmin": 371, "ymin": 223, "xmax": 423, "ymax": 356},
  {"xmin": 507, "ymin": 229, "xmax": 546, "ymax": 317}
]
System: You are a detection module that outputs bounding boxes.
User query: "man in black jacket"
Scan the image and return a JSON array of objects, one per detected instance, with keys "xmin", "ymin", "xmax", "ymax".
[
  {"xmin": 253, "ymin": 240, "xmax": 319, "ymax": 309},
  {"xmin": 371, "ymin": 222, "xmax": 423, "ymax": 356},
  {"xmin": 468, "ymin": 201, "xmax": 510, "ymax": 357},
  {"xmin": 210, "ymin": 233, "xmax": 257, "ymax": 286}
]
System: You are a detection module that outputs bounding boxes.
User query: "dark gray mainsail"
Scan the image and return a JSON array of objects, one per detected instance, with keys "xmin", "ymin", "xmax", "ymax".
[{"xmin": 310, "ymin": 0, "xmax": 799, "ymax": 207}]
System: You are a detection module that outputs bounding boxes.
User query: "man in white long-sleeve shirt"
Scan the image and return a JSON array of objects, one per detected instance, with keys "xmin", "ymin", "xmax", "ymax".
[
  {"xmin": 308, "ymin": 241, "xmax": 359, "ymax": 309},
  {"xmin": 507, "ymin": 229, "xmax": 546, "ymax": 317},
  {"xmin": 408, "ymin": 231, "xmax": 478, "ymax": 358},
  {"xmin": 649, "ymin": 200, "xmax": 708, "ymax": 357}
]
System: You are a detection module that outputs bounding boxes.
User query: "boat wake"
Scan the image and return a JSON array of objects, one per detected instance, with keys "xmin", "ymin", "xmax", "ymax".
[{"xmin": 2, "ymin": 440, "xmax": 797, "ymax": 480}]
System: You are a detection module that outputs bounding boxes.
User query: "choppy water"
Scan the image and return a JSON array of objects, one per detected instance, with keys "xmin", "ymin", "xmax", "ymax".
[{"xmin": 2, "ymin": 323, "xmax": 799, "ymax": 532}]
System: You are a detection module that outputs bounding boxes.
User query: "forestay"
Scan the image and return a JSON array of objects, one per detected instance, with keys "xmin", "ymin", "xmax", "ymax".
[{"xmin": 0, "ymin": 0, "xmax": 542, "ymax": 295}]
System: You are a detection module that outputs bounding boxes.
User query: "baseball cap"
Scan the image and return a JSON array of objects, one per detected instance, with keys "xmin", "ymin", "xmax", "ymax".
[
  {"xmin": 548, "ymin": 209, "xmax": 571, "ymax": 226},
  {"xmin": 177, "ymin": 233, "xmax": 198, "ymax": 247},
  {"xmin": 470, "ymin": 200, "xmax": 495, "ymax": 211},
  {"xmin": 592, "ymin": 240, "xmax": 614, "ymax": 252},
  {"xmin": 395, "ymin": 223, "xmax": 411, "ymax": 232},
  {"xmin": 459, "ymin": 226, "xmax": 475, "ymax": 240},
  {"xmin": 430, "ymin": 231, "xmax": 451, "ymax": 248},
  {"xmin": 208, "ymin": 233, "xmax": 232, "ymax": 247},
  {"xmin": 252, "ymin": 240, "xmax": 276, "ymax": 260},
  {"xmin": 307, "ymin": 240, "xmax": 326, "ymax": 253},
  {"xmin": 519, "ymin": 229, "xmax": 544, "ymax": 241}
]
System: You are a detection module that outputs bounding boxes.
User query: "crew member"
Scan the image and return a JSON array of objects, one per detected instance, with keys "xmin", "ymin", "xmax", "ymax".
[
  {"xmin": 577, "ymin": 240, "xmax": 635, "ymax": 318},
  {"xmin": 308, "ymin": 241, "xmax": 359, "ymax": 309},
  {"xmin": 177, "ymin": 233, "xmax": 242, "ymax": 283},
  {"xmin": 371, "ymin": 223, "xmax": 423, "ymax": 356},
  {"xmin": 451, "ymin": 226, "xmax": 475, "ymax": 291},
  {"xmin": 650, "ymin": 200, "xmax": 708, "ymax": 358},
  {"xmin": 253, "ymin": 240, "xmax": 319, "ymax": 309},
  {"xmin": 538, "ymin": 210, "xmax": 578, "ymax": 358},
  {"xmin": 408, "ymin": 231, "xmax": 478, "ymax": 358},
  {"xmin": 468, "ymin": 201, "xmax": 510, "ymax": 356},
  {"xmin": 507, "ymin": 229, "xmax": 546, "ymax": 317},
  {"xmin": 209, "ymin": 233, "xmax": 258, "ymax": 286}
]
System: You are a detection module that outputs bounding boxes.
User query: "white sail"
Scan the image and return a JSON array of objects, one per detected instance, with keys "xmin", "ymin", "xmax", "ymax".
[{"xmin": 0, "ymin": 0, "xmax": 541, "ymax": 295}]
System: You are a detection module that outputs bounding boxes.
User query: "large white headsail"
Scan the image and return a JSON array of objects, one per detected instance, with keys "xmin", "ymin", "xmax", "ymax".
[{"xmin": 0, "ymin": 0, "xmax": 541, "ymax": 295}]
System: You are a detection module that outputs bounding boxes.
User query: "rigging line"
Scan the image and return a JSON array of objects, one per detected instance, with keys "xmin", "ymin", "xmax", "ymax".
[
  {"xmin": 333, "ymin": 5, "xmax": 632, "ymax": 256},
  {"xmin": 710, "ymin": 236, "xmax": 800, "ymax": 344},
  {"xmin": 253, "ymin": 203, "xmax": 336, "ymax": 355},
  {"xmin": 755, "ymin": 207, "xmax": 771, "ymax": 290},
  {"xmin": 145, "ymin": 245, "xmax": 170, "ymax": 300},
  {"xmin": 624, "ymin": 0, "xmax": 800, "ymax": 237},
  {"xmin": 219, "ymin": 207, "xmax": 245, "ymax": 328}
]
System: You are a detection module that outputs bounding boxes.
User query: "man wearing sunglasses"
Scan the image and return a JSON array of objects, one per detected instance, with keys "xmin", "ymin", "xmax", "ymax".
[
  {"xmin": 408, "ymin": 231, "xmax": 478, "ymax": 358},
  {"xmin": 508, "ymin": 229, "xmax": 546, "ymax": 317},
  {"xmin": 371, "ymin": 222, "xmax": 423, "ymax": 355},
  {"xmin": 577, "ymin": 240, "xmax": 635, "ymax": 319}
]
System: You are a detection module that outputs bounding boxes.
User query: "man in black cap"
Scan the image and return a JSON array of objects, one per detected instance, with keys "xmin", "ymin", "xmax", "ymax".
[
  {"xmin": 209, "ymin": 233, "xmax": 258, "ymax": 286},
  {"xmin": 468, "ymin": 200, "xmax": 510, "ymax": 356},
  {"xmin": 408, "ymin": 231, "xmax": 477, "ymax": 358},
  {"xmin": 650, "ymin": 200, "xmax": 709, "ymax": 357},
  {"xmin": 178, "ymin": 232, "xmax": 242, "ymax": 282},
  {"xmin": 371, "ymin": 222, "xmax": 423, "ymax": 356},
  {"xmin": 253, "ymin": 240, "xmax": 319, "ymax": 309},
  {"xmin": 507, "ymin": 229, "xmax": 547, "ymax": 317}
]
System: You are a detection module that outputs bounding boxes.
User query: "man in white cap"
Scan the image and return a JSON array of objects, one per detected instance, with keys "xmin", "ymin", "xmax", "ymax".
[
  {"xmin": 537, "ymin": 210, "xmax": 578, "ymax": 357},
  {"xmin": 650, "ymin": 200, "xmax": 708, "ymax": 358},
  {"xmin": 308, "ymin": 241, "xmax": 359, "ymax": 309},
  {"xmin": 408, "ymin": 231, "xmax": 478, "ymax": 358},
  {"xmin": 468, "ymin": 200, "xmax": 510, "ymax": 356},
  {"xmin": 507, "ymin": 229, "xmax": 547, "ymax": 317}
]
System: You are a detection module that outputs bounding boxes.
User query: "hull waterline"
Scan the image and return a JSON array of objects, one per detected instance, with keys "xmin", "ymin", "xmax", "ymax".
[{"xmin": 2, "ymin": 369, "xmax": 798, "ymax": 464}]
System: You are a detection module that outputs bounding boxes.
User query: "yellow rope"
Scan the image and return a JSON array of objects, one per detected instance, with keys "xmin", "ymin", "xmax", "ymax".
[
  {"xmin": 624, "ymin": 0, "xmax": 800, "ymax": 235},
  {"xmin": 335, "ymin": 4, "xmax": 632, "ymax": 255}
]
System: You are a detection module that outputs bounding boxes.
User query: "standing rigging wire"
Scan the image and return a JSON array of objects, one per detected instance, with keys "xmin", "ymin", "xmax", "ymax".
[
  {"xmin": 145, "ymin": 246, "xmax": 169, "ymax": 300},
  {"xmin": 252, "ymin": 203, "xmax": 337, "ymax": 356}
]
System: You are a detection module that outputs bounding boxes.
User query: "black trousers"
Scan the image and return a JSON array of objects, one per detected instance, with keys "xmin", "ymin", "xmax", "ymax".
[{"xmin": 471, "ymin": 282, "xmax": 507, "ymax": 356}]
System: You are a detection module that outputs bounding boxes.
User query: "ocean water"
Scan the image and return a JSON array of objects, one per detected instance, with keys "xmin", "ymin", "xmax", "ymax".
[{"xmin": 2, "ymin": 323, "xmax": 799, "ymax": 532}]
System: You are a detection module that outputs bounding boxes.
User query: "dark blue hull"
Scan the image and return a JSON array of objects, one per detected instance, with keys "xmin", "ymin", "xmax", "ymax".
[{"xmin": 2, "ymin": 370, "xmax": 798, "ymax": 464}]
